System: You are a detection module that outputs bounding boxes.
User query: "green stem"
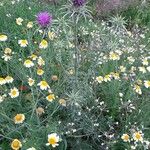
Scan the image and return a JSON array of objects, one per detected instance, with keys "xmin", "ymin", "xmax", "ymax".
[{"xmin": 74, "ymin": 16, "xmax": 79, "ymax": 88}]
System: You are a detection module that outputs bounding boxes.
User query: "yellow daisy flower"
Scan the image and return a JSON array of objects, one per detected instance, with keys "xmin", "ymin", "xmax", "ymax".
[
  {"xmin": 37, "ymin": 81, "xmax": 50, "ymax": 90},
  {"xmin": 142, "ymin": 58, "xmax": 148, "ymax": 66},
  {"xmin": 39, "ymin": 39, "xmax": 48, "ymax": 49},
  {"xmin": 147, "ymin": 66, "xmax": 150, "ymax": 72},
  {"xmin": 4, "ymin": 48, "xmax": 12, "ymax": 54},
  {"xmin": 0, "ymin": 34, "xmax": 8, "ymax": 41},
  {"xmin": 48, "ymin": 31, "xmax": 56, "ymax": 40},
  {"xmin": 133, "ymin": 131, "xmax": 143, "ymax": 142},
  {"xmin": 5, "ymin": 76, "xmax": 14, "ymax": 83},
  {"xmin": 46, "ymin": 94, "xmax": 55, "ymax": 102},
  {"xmin": 18, "ymin": 40, "xmax": 28, "ymax": 47},
  {"xmin": 119, "ymin": 66, "xmax": 126, "ymax": 72},
  {"xmin": 68, "ymin": 42, "xmax": 75, "ymax": 48},
  {"xmin": 9, "ymin": 87, "xmax": 19, "ymax": 98},
  {"xmin": 127, "ymin": 31, "xmax": 132, "ymax": 36},
  {"xmin": 59, "ymin": 99, "xmax": 66, "ymax": 107},
  {"xmin": 14, "ymin": 114, "xmax": 25, "ymax": 124},
  {"xmin": 109, "ymin": 52, "xmax": 120, "ymax": 60},
  {"xmin": 37, "ymin": 69, "xmax": 44, "ymax": 76},
  {"xmin": 0, "ymin": 95, "xmax": 5, "ymax": 103},
  {"xmin": 127, "ymin": 56, "xmax": 135, "ymax": 63},
  {"xmin": 46, "ymin": 133, "xmax": 60, "ymax": 147},
  {"xmin": 130, "ymin": 66, "xmax": 136, "ymax": 73},
  {"xmin": 112, "ymin": 72, "xmax": 120, "ymax": 80},
  {"xmin": 139, "ymin": 66, "xmax": 146, "ymax": 74},
  {"xmin": 36, "ymin": 107, "xmax": 45, "ymax": 116},
  {"xmin": 16, "ymin": 17, "xmax": 23, "ymax": 25},
  {"xmin": 0, "ymin": 77, "xmax": 6, "ymax": 85},
  {"xmin": 24, "ymin": 59, "xmax": 34, "ymax": 68},
  {"xmin": 133, "ymin": 85, "xmax": 142, "ymax": 95},
  {"xmin": 37, "ymin": 56, "xmax": 45, "ymax": 66},
  {"xmin": 11, "ymin": 139, "xmax": 22, "ymax": 150},
  {"xmin": 2, "ymin": 54, "xmax": 12, "ymax": 61},
  {"xmin": 27, "ymin": 21, "xmax": 33, "ymax": 28},
  {"xmin": 96, "ymin": 76, "xmax": 103, "ymax": 83},
  {"xmin": 121, "ymin": 134, "xmax": 130, "ymax": 142},
  {"xmin": 136, "ymin": 80, "xmax": 142, "ymax": 85},
  {"xmin": 144, "ymin": 80, "xmax": 150, "ymax": 88},
  {"xmin": 104, "ymin": 74, "xmax": 111, "ymax": 82},
  {"xmin": 29, "ymin": 54, "xmax": 38, "ymax": 60},
  {"xmin": 68, "ymin": 69, "xmax": 74, "ymax": 75},
  {"xmin": 51, "ymin": 75, "xmax": 58, "ymax": 81},
  {"xmin": 28, "ymin": 78, "xmax": 35, "ymax": 86}
]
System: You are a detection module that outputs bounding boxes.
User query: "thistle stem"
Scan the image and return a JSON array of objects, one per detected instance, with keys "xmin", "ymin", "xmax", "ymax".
[{"xmin": 74, "ymin": 16, "xmax": 79, "ymax": 87}]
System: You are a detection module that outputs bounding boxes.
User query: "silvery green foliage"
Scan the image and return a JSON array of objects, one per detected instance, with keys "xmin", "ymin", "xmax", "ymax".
[
  {"xmin": 0, "ymin": 0, "xmax": 150, "ymax": 149},
  {"xmin": 61, "ymin": 0, "xmax": 92, "ymax": 23}
]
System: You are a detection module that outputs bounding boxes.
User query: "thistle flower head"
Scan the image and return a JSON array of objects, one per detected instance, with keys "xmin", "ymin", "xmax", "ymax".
[
  {"xmin": 37, "ymin": 12, "xmax": 52, "ymax": 27},
  {"xmin": 73, "ymin": 0, "xmax": 85, "ymax": 7}
]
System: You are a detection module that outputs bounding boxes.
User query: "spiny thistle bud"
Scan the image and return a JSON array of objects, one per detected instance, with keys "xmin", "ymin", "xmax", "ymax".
[{"xmin": 73, "ymin": 0, "xmax": 85, "ymax": 7}]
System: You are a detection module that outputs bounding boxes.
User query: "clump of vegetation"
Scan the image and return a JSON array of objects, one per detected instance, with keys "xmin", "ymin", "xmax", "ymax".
[{"xmin": 0, "ymin": 0, "xmax": 150, "ymax": 149}]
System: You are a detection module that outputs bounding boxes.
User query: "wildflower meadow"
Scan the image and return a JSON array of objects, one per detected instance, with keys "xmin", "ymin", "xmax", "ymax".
[{"xmin": 0, "ymin": 0, "xmax": 150, "ymax": 150}]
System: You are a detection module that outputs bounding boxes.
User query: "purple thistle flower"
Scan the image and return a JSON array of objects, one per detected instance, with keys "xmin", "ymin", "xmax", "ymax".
[
  {"xmin": 37, "ymin": 12, "xmax": 52, "ymax": 28},
  {"xmin": 73, "ymin": 0, "xmax": 85, "ymax": 7}
]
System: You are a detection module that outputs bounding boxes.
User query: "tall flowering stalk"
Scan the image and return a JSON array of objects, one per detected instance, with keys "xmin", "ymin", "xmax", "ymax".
[
  {"xmin": 61, "ymin": 0, "xmax": 91, "ymax": 87},
  {"xmin": 72, "ymin": 0, "xmax": 91, "ymax": 87}
]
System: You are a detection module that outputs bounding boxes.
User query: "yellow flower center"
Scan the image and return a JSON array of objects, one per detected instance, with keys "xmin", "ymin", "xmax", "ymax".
[
  {"xmin": 27, "ymin": 22, "xmax": 33, "ymax": 28},
  {"xmin": 147, "ymin": 81, "xmax": 150, "ymax": 86},
  {"xmin": 12, "ymin": 90, "xmax": 17, "ymax": 96},
  {"xmin": 41, "ymin": 81, "xmax": 48, "ymax": 87},
  {"xmin": 38, "ymin": 57, "xmax": 45, "ymax": 66},
  {"xmin": 135, "ymin": 133, "xmax": 141, "ymax": 140},
  {"xmin": 97, "ymin": 77, "xmax": 103, "ymax": 81},
  {"xmin": 41, "ymin": 40, "xmax": 47, "ymax": 46},
  {"xmin": 59, "ymin": 99, "xmax": 66, "ymax": 106},
  {"xmin": 124, "ymin": 135, "xmax": 129, "ymax": 141},
  {"xmin": 21, "ymin": 40, "xmax": 27, "ymax": 44},
  {"xmin": 134, "ymin": 85, "xmax": 140, "ymax": 90},
  {"xmin": 47, "ymin": 94, "xmax": 55, "ymax": 100},
  {"xmin": 15, "ymin": 114, "xmax": 22, "ymax": 121},
  {"xmin": 0, "ymin": 35, "xmax": 7, "ymax": 39},
  {"xmin": 4, "ymin": 48, "xmax": 12, "ymax": 54},
  {"xmin": 105, "ymin": 75, "xmax": 110, "ymax": 79},
  {"xmin": 25, "ymin": 60, "xmax": 32, "ymax": 64},
  {"xmin": 48, "ymin": 137, "xmax": 57, "ymax": 145},
  {"xmin": 0, "ymin": 78, "xmax": 5, "ymax": 81},
  {"xmin": 48, "ymin": 32, "xmax": 55, "ymax": 40},
  {"xmin": 37, "ymin": 69, "xmax": 44, "ymax": 75},
  {"xmin": 6, "ymin": 76, "xmax": 11, "ymax": 80},
  {"xmin": 12, "ymin": 141, "xmax": 20, "ymax": 148},
  {"xmin": 110, "ymin": 53, "xmax": 119, "ymax": 60},
  {"xmin": 30, "ymin": 54, "xmax": 37, "ymax": 60},
  {"xmin": 29, "ymin": 80, "xmax": 33, "ymax": 84}
]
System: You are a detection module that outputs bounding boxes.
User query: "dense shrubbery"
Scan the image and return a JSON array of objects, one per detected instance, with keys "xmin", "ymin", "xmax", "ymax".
[{"xmin": 0, "ymin": 0, "xmax": 150, "ymax": 150}]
